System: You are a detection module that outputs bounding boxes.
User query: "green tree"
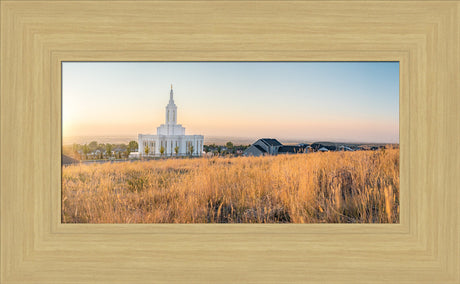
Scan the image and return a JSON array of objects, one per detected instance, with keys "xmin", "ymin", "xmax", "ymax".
[
  {"xmin": 88, "ymin": 141, "xmax": 98, "ymax": 152},
  {"xmin": 71, "ymin": 143, "xmax": 81, "ymax": 159},
  {"xmin": 188, "ymin": 145, "xmax": 194, "ymax": 156},
  {"xmin": 106, "ymin": 144, "xmax": 113, "ymax": 158},
  {"xmin": 226, "ymin": 141, "xmax": 235, "ymax": 154},
  {"xmin": 144, "ymin": 144, "xmax": 150, "ymax": 156},
  {"xmin": 160, "ymin": 146, "xmax": 165, "ymax": 156},
  {"xmin": 174, "ymin": 146, "xmax": 179, "ymax": 156},
  {"xmin": 128, "ymin": 140, "xmax": 138, "ymax": 153},
  {"xmin": 82, "ymin": 144, "xmax": 90, "ymax": 160},
  {"xmin": 98, "ymin": 143, "xmax": 105, "ymax": 152}
]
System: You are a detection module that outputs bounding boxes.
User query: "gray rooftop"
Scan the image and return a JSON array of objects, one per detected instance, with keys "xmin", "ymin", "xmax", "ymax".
[{"xmin": 259, "ymin": 138, "xmax": 282, "ymax": 147}]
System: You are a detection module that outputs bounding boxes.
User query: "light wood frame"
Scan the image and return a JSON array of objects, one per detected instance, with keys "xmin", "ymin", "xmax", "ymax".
[{"xmin": 1, "ymin": 1, "xmax": 459, "ymax": 283}]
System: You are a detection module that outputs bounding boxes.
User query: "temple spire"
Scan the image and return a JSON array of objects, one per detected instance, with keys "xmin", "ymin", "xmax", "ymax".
[{"xmin": 166, "ymin": 85, "xmax": 177, "ymax": 125}]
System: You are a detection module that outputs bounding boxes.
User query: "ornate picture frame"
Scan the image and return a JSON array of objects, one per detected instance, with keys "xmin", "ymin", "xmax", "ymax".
[{"xmin": 1, "ymin": 1, "xmax": 458, "ymax": 283}]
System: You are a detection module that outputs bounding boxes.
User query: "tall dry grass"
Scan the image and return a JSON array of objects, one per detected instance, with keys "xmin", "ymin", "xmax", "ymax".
[{"xmin": 62, "ymin": 149, "xmax": 399, "ymax": 223}]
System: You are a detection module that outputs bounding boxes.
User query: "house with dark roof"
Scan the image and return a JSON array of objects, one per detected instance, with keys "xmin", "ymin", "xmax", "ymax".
[
  {"xmin": 278, "ymin": 145, "xmax": 305, "ymax": 154},
  {"xmin": 244, "ymin": 144, "xmax": 266, "ymax": 156},
  {"xmin": 244, "ymin": 138, "xmax": 305, "ymax": 157},
  {"xmin": 338, "ymin": 145, "xmax": 354, "ymax": 151},
  {"xmin": 244, "ymin": 138, "xmax": 283, "ymax": 156}
]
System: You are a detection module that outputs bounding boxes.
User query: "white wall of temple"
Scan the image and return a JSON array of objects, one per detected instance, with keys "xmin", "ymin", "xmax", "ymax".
[
  {"xmin": 157, "ymin": 124, "xmax": 185, "ymax": 136},
  {"xmin": 183, "ymin": 135, "xmax": 204, "ymax": 156},
  {"xmin": 159, "ymin": 138, "xmax": 184, "ymax": 155},
  {"xmin": 138, "ymin": 134, "xmax": 204, "ymax": 157}
]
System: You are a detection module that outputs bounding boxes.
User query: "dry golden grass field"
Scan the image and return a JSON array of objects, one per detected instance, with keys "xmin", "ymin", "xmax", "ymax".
[{"xmin": 62, "ymin": 149, "xmax": 399, "ymax": 223}]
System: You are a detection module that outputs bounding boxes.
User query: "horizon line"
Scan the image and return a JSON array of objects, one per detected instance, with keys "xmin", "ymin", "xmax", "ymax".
[{"xmin": 62, "ymin": 134, "xmax": 399, "ymax": 145}]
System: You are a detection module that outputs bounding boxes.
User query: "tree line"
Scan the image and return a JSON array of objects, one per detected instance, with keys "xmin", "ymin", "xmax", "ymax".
[
  {"xmin": 63, "ymin": 140, "xmax": 139, "ymax": 160},
  {"xmin": 63, "ymin": 140, "xmax": 251, "ymax": 161}
]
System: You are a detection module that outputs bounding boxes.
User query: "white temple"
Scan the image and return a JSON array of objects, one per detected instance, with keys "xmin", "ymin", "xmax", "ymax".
[{"xmin": 138, "ymin": 85, "xmax": 204, "ymax": 157}]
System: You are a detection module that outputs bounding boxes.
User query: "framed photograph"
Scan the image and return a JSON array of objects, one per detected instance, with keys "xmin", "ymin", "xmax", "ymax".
[
  {"xmin": 1, "ymin": 1, "xmax": 459, "ymax": 283},
  {"xmin": 61, "ymin": 61, "xmax": 400, "ymax": 224}
]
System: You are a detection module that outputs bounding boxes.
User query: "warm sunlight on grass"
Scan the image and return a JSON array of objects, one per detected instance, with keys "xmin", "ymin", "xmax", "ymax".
[{"xmin": 62, "ymin": 149, "xmax": 399, "ymax": 223}]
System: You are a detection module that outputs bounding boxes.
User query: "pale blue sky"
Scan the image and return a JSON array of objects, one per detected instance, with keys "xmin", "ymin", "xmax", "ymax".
[{"xmin": 62, "ymin": 62, "xmax": 399, "ymax": 143}]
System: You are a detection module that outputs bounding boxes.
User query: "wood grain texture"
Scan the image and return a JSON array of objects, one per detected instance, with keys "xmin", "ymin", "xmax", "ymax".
[{"xmin": 1, "ymin": 1, "xmax": 459, "ymax": 283}]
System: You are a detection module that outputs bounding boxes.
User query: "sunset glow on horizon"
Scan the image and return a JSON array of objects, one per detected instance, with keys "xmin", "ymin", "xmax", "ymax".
[{"xmin": 62, "ymin": 62, "xmax": 399, "ymax": 144}]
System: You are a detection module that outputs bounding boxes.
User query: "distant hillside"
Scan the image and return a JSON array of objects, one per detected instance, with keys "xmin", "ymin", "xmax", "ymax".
[{"xmin": 62, "ymin": 154, "xmax": 79, "ymax": 165}]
